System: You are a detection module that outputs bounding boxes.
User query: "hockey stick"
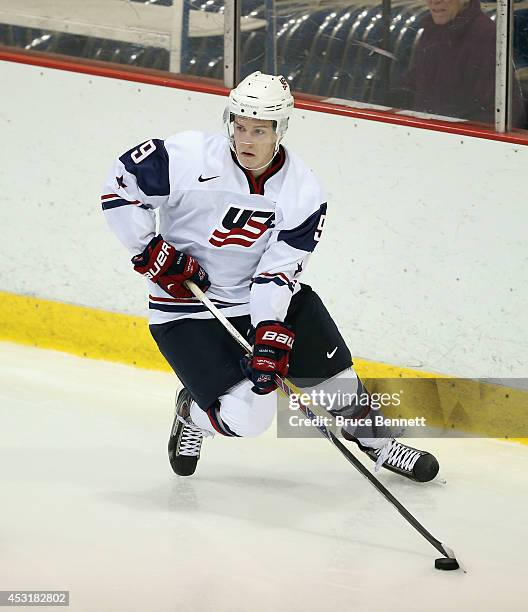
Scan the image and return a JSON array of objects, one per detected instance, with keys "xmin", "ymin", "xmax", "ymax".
[{"xmin": 184, "ymin": 280, "xmax": 462, "ymax": 569}]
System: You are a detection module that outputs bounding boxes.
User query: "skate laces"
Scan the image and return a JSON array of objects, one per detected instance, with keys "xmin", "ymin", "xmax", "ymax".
[
  {"xmin": 176, "ymin": 415, "xmax": 208, "ymax": 457},
  {"xmin": 374, "ymin": 439, "xmax": 422, "ymax": 473}
]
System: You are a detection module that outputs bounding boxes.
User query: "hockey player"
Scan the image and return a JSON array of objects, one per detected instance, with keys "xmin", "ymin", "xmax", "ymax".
[{"xmin": 102, "ymin": 72, "xmax": 439, "ymax": 483}]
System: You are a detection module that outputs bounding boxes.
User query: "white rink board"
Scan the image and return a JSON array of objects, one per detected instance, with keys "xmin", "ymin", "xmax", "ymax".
[{"xmin": 1, "ymin": 59, "xmax": 527, "ymax": 377}]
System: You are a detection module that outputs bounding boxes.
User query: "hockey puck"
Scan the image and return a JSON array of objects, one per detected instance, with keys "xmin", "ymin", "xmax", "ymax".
[{"xmin": 435, "ymin": 557, "xmax": 460, "ymax": 571}]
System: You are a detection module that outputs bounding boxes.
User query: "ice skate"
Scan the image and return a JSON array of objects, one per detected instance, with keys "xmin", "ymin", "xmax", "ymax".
[
  {"xmin": 168, "ymin": 388, "xmax": 210, "ymax": 476},
  {"xmin": 342, "ymin": 429, "xmax": 439, "ymax": 482}
]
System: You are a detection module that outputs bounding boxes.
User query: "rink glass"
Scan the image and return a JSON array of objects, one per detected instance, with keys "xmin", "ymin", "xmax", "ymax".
[{"xmin": 0, "ymin": 0, "xmax": 525, "ymax": 131}]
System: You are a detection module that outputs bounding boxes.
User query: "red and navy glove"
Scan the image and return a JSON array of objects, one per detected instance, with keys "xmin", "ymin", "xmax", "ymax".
[
  {"xmin": 132, "ymin": 235, "xmax": 210, "ymax": 298},
  {"xmin": 241, "ymin": 321, "xmax": 295, "ymax": 395}
]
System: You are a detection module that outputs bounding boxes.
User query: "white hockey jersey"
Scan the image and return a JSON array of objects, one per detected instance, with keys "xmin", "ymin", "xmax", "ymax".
[{"xmin": 102, "ymin": 131, "xmax": 327, "ymax": 325}]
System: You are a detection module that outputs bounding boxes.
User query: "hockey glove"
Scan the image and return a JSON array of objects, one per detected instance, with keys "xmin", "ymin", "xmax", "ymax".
[
  {"xmin": 132, "ymin": 235, "xmax": 210, "ymax": 298},
  {"xmin": 241, "ymin": 321, "xmax": 295, "ymax": 395}
]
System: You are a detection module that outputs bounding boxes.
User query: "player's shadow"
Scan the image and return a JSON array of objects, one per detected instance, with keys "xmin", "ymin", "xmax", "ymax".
[{"xmin": 102, "ymin": 470, "xmax": 436, "ymax": 561}]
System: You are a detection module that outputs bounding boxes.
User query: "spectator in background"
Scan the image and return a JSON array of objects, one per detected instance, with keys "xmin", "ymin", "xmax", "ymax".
[{"xmin": 395, "ymin": 0, "xmax": 525, "ymax": 127}]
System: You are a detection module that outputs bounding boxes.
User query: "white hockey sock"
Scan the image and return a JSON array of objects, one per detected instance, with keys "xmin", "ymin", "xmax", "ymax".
[
  {"xmin": 190, "ymin": 401, "xmax": 217, "ymax": 436},
  {"xmin": 356, "ymin": 436, "xmax": 392, "ymax": 450}
]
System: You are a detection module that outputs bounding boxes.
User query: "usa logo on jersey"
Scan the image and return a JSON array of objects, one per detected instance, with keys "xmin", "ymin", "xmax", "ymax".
[{"xmin": 209, "ymin": 206, "xmax": 275, "ymax": 248}]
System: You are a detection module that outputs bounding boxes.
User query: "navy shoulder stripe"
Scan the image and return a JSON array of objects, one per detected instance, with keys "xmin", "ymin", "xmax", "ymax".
[
  {"xmin": 277, "ymin": 203, "xmax": 327, "ymax": 252},
  {"xmin": 119, "ymin": 139, "xmax": 170, "ymax": 197}
]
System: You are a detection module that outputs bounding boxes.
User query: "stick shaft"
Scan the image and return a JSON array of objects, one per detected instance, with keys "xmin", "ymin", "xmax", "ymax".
[{"xmin": 186, "ymin": 282, "xmax": 252, "ymax": 354}]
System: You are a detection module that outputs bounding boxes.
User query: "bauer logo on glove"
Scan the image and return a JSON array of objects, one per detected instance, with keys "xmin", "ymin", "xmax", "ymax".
[
  {"xmin": 140, "ymin": 240, "xmax": 172, "ymax": 280},
  {"xmin": 132, "ymin": 234, "xmax": 210, "ymax": 299},
  {"xmin": 241, "ymin": 321, "xmax": 295, "ymax": 395},
  {"xmin": 261, "ymin": 330, "xmax": 294, "ymax": 349}
]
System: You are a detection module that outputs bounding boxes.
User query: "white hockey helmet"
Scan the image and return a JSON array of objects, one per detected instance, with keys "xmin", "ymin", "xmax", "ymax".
[{"xmin": 224, "ymin": 71, "xmax": 294, "ymax": 154}]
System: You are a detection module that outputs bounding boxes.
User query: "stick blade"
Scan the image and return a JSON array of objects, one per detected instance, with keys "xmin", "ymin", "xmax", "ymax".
[{"xmin": 437, "ymin": 543, "xmax": 467, "ymax": 573}]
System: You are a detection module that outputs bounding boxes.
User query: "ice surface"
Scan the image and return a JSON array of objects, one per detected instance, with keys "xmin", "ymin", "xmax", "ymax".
[{"xmin": 1, "ymin": 342, "xmax": 527, "ymax": 611}]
